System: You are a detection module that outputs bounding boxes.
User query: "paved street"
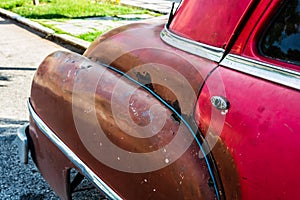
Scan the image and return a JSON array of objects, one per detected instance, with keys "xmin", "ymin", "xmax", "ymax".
[
  {"xmin": 0, "ymin": 16, "xmax": 66, "ymax": 199},
  {"xmin": 0, "ymin": 17, "xmax": 101, "ymax": 199},
  {"xmin": 0, "ymin": 16, "xmax": 69, "ymax": 120}
]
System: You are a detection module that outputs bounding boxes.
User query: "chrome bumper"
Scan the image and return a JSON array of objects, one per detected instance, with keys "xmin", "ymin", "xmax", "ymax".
[{"xmin": 16, "ymin": 123, "xmax": 30, "ymax": 164}]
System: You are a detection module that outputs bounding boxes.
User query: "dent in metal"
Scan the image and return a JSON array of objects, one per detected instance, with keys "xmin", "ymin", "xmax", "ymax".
[
  {"xmin": 160, "ymin": 26, "xmax": 225, "ymax": 62},
  {"xmin": 220, "ymin": 54, "xmax": 300, "ymax": 90},
  {"xmin": 27, "ymin": 99, "xmax": 122, "ymax": 200}
]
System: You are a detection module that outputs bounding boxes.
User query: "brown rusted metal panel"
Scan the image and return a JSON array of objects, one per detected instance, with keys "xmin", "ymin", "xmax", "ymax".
[
  {"xmin": 29, "ymin": 118, "xmax": 73, "ymax": 200},
  {"xmin": 30, "ymin": 50, "xmax": 218, "ymax": 199}
]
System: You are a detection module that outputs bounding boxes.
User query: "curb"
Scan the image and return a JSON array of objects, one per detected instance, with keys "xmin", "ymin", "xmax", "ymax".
[
  {"xmin": 0, "ymin": 8, "xmax": 90, "ymax": 54},
  {"xmin": 120, "ymin": 0, "xmax": 179, "ymax": 15},
  {"xmin": 120, "ymin": 2, "xmax": 169, "ymax": 15}
]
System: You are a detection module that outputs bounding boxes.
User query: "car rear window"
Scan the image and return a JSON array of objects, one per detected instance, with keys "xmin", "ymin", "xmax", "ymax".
[
  {"xmin": 169, "ymin": 0, "xmax": 253, "ymax": 48},
  {"xmin": 260, "ymin": 1, "xmax": 300, "ymax": 65}
]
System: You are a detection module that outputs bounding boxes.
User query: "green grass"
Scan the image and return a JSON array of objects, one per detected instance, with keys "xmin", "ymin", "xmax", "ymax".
[
  {"xmin": 0, "ymin": 0, "xmax": 158, "ymax": 42},
  {"xmin": 0, "ymin": 0, "xmax": 26, "ymax": 10},
  {"xmin": 32, "ymin": 19, "xmax": 69, "ymax": 34},
  {"xmin": 0, "ymin": 0, "xmax": 157, "ymax": 19},
  {"xmin": 77, "ymin": 30, "xmax": 106, "ymax": 42},
  {"xmin": 33, "ymin": 19, "xmax": 107, "ymax": 41}
]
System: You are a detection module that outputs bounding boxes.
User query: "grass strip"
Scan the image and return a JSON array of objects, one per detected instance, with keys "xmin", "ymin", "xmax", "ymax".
[
  {"xmin": 0, "ymin": 0, "xmax": 157, "ymax": 19},
  {"xmin": 0, "ymin": 0, "xmax": 159, "ymax": 42}
]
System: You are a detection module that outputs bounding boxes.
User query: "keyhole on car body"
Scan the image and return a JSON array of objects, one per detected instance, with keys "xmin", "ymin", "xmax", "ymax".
[{"xmin": 210, "ymin": 96, "xmax": 230, "ymax": 114}]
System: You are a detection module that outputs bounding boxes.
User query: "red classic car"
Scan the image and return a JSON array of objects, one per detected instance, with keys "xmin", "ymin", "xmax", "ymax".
[{"xmin": 17, "ymin": 0, "xmax": 300, "ymax": 199}]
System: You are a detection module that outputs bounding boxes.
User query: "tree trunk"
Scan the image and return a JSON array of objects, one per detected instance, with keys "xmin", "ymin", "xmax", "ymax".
[{"xmin": 33, "ymin": 0, "xmax": 39, "ymax": 5}]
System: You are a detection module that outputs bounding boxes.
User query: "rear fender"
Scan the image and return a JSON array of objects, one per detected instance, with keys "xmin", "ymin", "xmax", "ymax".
[{"xmin": 30, "ymin": 51, "xmax": 220, "ymax": 199}]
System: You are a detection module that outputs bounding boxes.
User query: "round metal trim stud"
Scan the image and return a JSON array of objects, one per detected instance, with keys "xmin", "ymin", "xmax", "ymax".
[{"xmin": 210, "ymin": 96, "xmax": 230, "ymax": 111}]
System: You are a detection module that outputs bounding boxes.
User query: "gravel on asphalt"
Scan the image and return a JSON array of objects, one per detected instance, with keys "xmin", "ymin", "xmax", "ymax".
[{"xmin": 0, "ymin": 120, "xmax": 105, "ymax": 199}]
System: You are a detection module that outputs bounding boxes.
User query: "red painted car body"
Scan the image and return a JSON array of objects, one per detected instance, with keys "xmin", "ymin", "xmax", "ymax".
[{"xmin": 18, "ymin": 0, "xmax": 300, "ymax": 199}]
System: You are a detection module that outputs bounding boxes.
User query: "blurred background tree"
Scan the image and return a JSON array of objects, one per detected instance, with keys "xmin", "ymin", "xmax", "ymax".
[{"xmin": 33, "ymin": 0, "xmax": 39, "ymax": 5}]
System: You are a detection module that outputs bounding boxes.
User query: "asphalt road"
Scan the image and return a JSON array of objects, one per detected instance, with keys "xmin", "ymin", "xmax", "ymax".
[{"xmin": 0, "ymin": 16, "xmax": 102, "ymax": 199}]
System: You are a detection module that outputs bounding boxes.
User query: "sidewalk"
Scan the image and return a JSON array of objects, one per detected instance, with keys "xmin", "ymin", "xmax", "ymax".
[
  {"xmin": 0, "ymin": 0, "xmax": 179, "ymax": 53},
  {"xmin": 121, "ymin": 0, "xmax": 180, "ymax": 14}
]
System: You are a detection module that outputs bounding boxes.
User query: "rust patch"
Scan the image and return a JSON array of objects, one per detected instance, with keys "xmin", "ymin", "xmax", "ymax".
[
  {"xmin": 135, "ymin": 71, "xmax": 154, "ymax": 91},
  {"xmin": 209, "ymin": 135, "xmax": 241, "ymax": 199},
  {"xmin": 168, "ymin": 100, "xmax": 181, "ymax": 124}
]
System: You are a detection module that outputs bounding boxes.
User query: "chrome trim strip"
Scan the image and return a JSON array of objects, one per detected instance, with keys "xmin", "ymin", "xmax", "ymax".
[
  {"xmin": 160, "ymin": 26, "xmax": 225, "ymax": 62},
  {"xmin": 220, "ymin": 54, "xmax": 300, "ymax": 90},
  {"xmin": 27, "ymin": 100, "xmax": 122, "ymax": 200}
]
